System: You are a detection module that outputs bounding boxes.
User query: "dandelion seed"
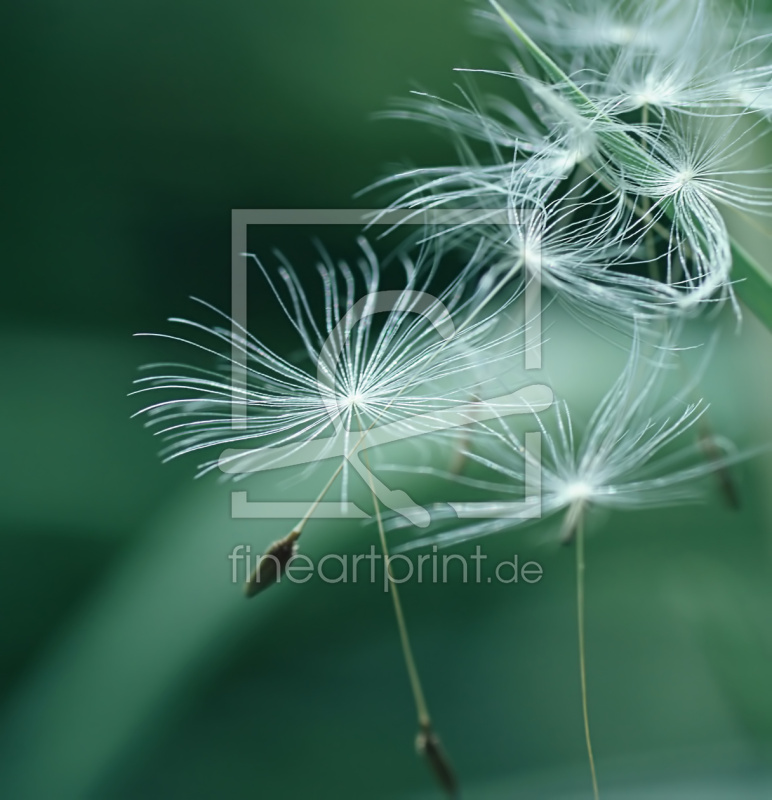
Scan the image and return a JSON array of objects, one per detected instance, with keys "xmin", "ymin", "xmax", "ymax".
[
  {"xmin": 488, "ymin": 0, "xmax": 693, "ymax": 57},
  {"xmin": 565, "ymin": 2, "xmax": 772, "ymax": 116},
  {"xmin": 613, "ymin": 114, "xmax": 772, "ymax": 309},
  {"xmin": 395, "ymin": 329, "xmax": 739, "ymax": 551},
  {"xmin": 375, "ymin": 0, "xmax": 772, "ymax": 321},
  {"xmin": 133, "ymin": 241, "xmax": 487, "ymax": 793},
  {"xmin": 391, "ymin": 327, "xmax": 747, "ymax": 800},
  {"xmin": 132, "ymin": 238, "xmax": 523, "ymax": 507}
]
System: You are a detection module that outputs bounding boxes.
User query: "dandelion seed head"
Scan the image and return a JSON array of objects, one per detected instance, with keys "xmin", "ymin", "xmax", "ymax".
[
  {"xmin": 377, "ymin": 0, "xmax": 772, "ymax": 320},
  {"xmin": 391, "ymin": 329, "xmax": 743, "ymax": 550},
  {"xmin": 521, "ymin": 237, "xmax": 544, "ymax": 274},
  {"xmin": 671, "ymin": 167, "xmax": 697, "ymax": 191},
  {"xmin": 625, "ymin": 71, "xmax": 682, "ymax": 109},
  {"xmin": 345, "ymin": 390, "xmax": 366, "ymax": 409},
  {"xmin": 607, "ymin": 23, "xmax": 636, "ymax": 46},
  {"xmin": 562, "ymin": 480, "xmax": 595, "ymax": 503},
  {"xmin": 133, "ymin": 238, "xmax": 527, "ymax": 502}
]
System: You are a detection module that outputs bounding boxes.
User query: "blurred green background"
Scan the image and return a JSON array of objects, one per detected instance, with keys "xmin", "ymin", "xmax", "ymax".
[{"xmin": 3, "ymin": 1, "xmax": 772, "ymax": 798}]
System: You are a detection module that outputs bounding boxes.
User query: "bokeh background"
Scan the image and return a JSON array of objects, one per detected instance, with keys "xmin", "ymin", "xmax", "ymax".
[{"xmin": 3, "ymin": 1, "xmax": 772, "ymax": 798}]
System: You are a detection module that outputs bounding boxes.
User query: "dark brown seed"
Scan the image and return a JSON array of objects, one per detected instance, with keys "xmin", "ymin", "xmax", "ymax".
[
  {"xmin": 244, "ymin": 529, "xmax": 300, "ymax": 598},
  {"xmin": 416, "ymin": 721, "xmax": 458, "ymax": 798}
]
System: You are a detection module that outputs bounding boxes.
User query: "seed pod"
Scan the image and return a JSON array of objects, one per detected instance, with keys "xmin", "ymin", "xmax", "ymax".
[
  {"xmin": 244, "ymin": 529, "xmax": 300, "ymax": 598},
  {"xmin": 415, "ymin": 721, "xmax": 458, "ymax": 798}
]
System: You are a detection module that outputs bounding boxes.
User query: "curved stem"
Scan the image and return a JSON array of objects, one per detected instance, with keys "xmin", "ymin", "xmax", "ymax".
[
  {"xmin": 576, "ymin": 510, "xmax": 599, "ymax": 800},
  {"xmin": 356, "ymin": 409, "xmax": 430, "ymax": 725},
  {"xmin": 355, "ymin": 409, "xmax": 457, "ymax": 797},
  {"xmin": 640, "ymin": 104, "xmax": 659, "ymax": 280}
]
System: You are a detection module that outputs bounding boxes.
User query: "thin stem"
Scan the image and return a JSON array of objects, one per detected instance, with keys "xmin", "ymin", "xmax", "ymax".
[
  {"xmin": 356, "ymin": 409, "xmax": 430, "ymax": 726},
  {"xmin": 640, "ymin": 104, "xmax": 659, "ymax": 280},
  {"xmin": 575, "ymin": 510, "xmax": 599, "ymax": 800},
  {"xmin": 379, "ymin": 517, "xmax": 432, "ymax": 727},
  {"xmin": 295, "ymin": 458, "xmax": 347, "ymax": 535},
  {"xmin": 355, "ymin": 409, "xmax": 457, "ymax": 797},
  {"xmin": 248, "ymin": 412, "xmax": 457, "ymax": 789}
]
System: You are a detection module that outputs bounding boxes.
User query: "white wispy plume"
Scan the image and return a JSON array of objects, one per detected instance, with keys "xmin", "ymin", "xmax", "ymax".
[
  {"xmin": 131, "ymin": 240, "xmax": 525, "ymax": 496},
  {"xmin": 614, "ymin": 113, "xmax": 772, "ymax": 309},
  {"xmin": 628, "ymin": 114, "xmax": 772, "ymax": 215},
  {"xmin": 484, "ymin": 0, "xmax": 696, "ymax": 57},
  {"xmin": 584, "ymin": 31, "xmax": 772, "ymax": 117},
  {"xmin": 374, "ymin": 0, "xmax": 772, "ymax": 323},
  {"xmin": 391, "ymin": 330, "xmax": 740, "ymax": 551},
  {"xmin": 395, "ymin": 167, "xmax": 674, "ymax": 325},
  {"xmin": 511, "ymin": 0, "xmax": 772, "ymax": 120}
]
